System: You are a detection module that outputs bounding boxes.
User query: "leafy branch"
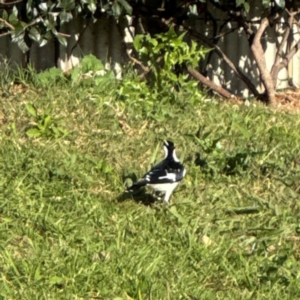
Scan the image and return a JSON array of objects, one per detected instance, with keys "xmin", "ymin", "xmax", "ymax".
[{"xmin": 0, "ymin": 0, "xmax": 133, "ymax": 52}]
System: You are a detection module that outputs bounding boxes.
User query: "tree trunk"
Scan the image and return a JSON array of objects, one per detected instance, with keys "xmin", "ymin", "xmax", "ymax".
[{"xmin": 251, "ymin": 17, "xmax": 276, "ymax": 106}]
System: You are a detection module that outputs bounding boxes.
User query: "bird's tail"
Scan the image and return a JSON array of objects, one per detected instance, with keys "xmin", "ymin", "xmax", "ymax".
[{"xmin": 127, "ymin": 179, "xmax": 147, "ymax": 192}]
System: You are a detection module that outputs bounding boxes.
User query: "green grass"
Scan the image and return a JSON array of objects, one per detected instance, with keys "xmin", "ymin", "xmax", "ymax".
[{"xmin": 1, "ymin": 67, "xmax": 300, "ymax": 299}]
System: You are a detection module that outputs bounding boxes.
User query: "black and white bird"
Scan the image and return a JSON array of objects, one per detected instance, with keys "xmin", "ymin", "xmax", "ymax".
[{"xmin": 127, "ymin": 140, "xmax": 186, "ymax": 203}]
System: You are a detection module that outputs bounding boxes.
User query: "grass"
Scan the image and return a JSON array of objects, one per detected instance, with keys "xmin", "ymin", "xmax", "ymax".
[{"xmin": 1, "ymin": 65, "xmax": 300, "ymax": 299}]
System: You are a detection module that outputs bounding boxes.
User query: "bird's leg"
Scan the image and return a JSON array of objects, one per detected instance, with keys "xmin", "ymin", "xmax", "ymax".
[{"xmin": 163, "ymin": 191, "xmax": 171, "ymax": 204}]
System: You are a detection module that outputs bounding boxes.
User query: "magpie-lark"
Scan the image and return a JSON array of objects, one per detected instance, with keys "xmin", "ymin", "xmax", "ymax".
[{"xmin": 127, "ymin": 140, "xmax": 186, "ymax": 203}]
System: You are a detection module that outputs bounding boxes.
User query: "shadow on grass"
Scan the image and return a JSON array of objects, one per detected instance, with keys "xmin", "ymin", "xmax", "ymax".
[
  {"xmin": 120, "ymin": 172, "xmax": 158, "ymax": 206},
  {"xmin": 194, "ymin": 152, "xmax": 207, "ymax": 168},
  {"xmin": 117, "ymin": 189, "xmax": 158, "ymax": 206}
]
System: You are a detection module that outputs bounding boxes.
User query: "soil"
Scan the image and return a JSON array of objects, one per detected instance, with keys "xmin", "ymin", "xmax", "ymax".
[
  {"xmin": 275, "ymin": 89, "xmax": 300, "ymax": 111},
  {"xmin": 229, "ymin": 89, "xmax": 300, "ymax": 112}
]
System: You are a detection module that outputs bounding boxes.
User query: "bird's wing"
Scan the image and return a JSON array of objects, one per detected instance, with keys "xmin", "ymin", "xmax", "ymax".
[{"xmin": 143, "ymin": 161, "xmax": 185, "ymax": 184}]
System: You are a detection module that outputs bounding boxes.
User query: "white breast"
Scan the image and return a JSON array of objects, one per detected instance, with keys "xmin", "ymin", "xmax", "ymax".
[{"xmin": 148, "ymin": 182, "xmax": 179, "ymax": 193}]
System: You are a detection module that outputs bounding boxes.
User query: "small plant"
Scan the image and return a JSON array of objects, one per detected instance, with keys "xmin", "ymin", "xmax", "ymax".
[
  {"xmin": 133, "ymin": 26, "xmax": 210, "ymax": 102},
  {"xmin": 69, "ymin": 54, "xmax": 116, "ymax": 92},
  {"xmin": 25, "ymin": 103, "xmax": 67, "ymax": 139}
]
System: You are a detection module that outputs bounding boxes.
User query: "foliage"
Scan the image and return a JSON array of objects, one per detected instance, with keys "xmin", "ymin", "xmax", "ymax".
[
  {"xmin": 121, "ymin": 27, "xmax": 208, "ymax": 110},
  {"xmin": 0, "ymin": 0, "xmax": 133, "ymax": 52},
  {"xmin": 133, "ymin": 27, "xmax": 208, "ymax": 89},
  {"xmin": 204, "ymin": 0, "xmax": 300, "ymax": 104},
  {"xmin": 35, "ymin": 67, "xmax": 66, "ymax": 87},
  {"xmin": 69, "ymin": 54, "xmax": 116, "ymax": 92},
  {"xmin": 216, "ymin": 0, "xmax": 287, "ymax": 12},
  {"xmin": 117, "ymin": 30, "xmax": 209, "ymax": 119},
  {"xmin": 134, "ymin": 27, "xmax": 201, "ymax": 70},
  {"xmin": 1, "ymin": 0, "xmax": 300, "ymax": 104},
  {"xmin": 25, "ymin": 103, "xmax": 67, "ymax": 138},
  {"xmin": 0, "ymin": 0, "xmax": 293, "ymax": 51},
  {"xmin": 1, "ymin": 64, "xmax": 300, "ymax": 298},
  {"xmin": 132, "ymin": 0, "xmax": 300, "ymax": 104}
]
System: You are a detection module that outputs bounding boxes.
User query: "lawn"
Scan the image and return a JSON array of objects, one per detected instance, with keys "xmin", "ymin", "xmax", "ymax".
[{"xmin": 1, "ymin": 65, "xmax": 300, "ymax": 299}]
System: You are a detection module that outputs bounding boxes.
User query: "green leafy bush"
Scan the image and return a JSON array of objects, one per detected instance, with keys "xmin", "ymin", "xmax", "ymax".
[
  {"xmin": 133, "ymin": 27, "xmax": 209, "ymax": 99},
  {"xmin": 116, "ymin": 28, "xmax": 210, "ymax": 119}
]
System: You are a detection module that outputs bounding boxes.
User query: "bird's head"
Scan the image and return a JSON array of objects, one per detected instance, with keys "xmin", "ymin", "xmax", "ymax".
[
  {"xmin": 163, "ymin": 140, "xmax": 179, "ymax": 161},
  {"xmin": 163, "ymin": 140, "xmax": 175, "ymax": 150}
]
